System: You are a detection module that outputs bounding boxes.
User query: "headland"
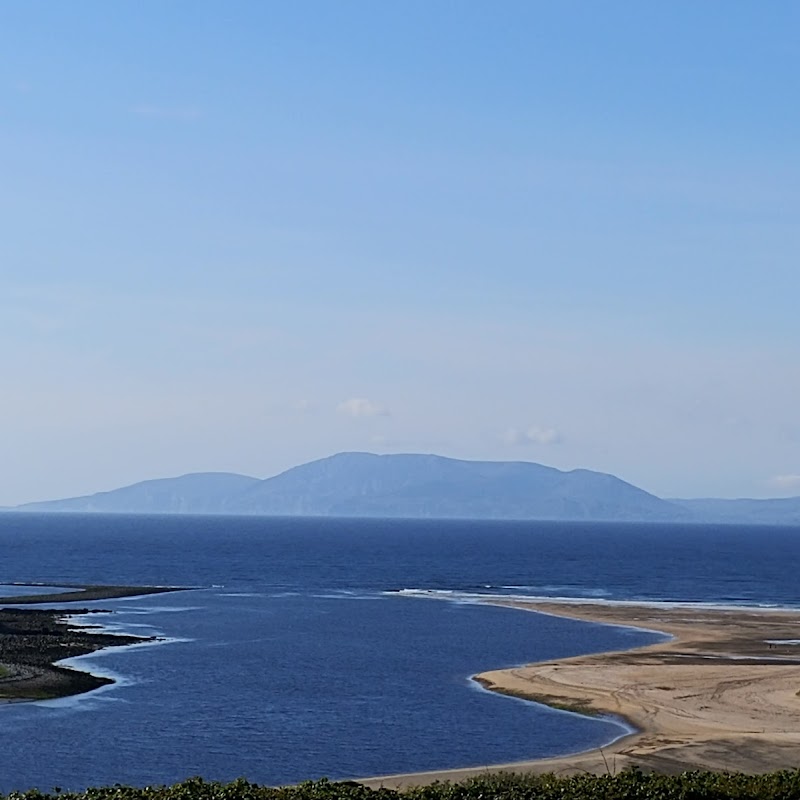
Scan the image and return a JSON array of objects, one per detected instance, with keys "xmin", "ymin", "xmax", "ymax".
[
  {"xmin": 360, "ymin": 600, "xmax": 800, "ymax": 786},
  {"xmin": 0, "ymin": 584, "xmax": 188, "ymax": 702}
]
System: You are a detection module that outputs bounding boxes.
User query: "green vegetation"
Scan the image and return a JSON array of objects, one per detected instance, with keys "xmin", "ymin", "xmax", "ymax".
[{"xmin": 6, "ymin": 771, "xmax": 800, "ymax": 800}]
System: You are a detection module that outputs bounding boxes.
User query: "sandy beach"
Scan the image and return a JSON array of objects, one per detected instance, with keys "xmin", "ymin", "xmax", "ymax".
[{"xmin": 361, "ymin": 600, "xmax": 800, "ymax": 787}]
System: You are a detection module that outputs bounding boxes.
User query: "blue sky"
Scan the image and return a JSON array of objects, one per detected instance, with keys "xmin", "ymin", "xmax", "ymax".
[{"xmin": 2, "ymin": 1, "xmax": 798, "ymax": 504}]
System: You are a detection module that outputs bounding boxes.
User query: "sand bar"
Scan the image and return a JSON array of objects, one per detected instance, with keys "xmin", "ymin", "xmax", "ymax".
[
  {"xmin": 360, "ymin": 600, "xmax": 800, "ymax": 787},
  {"xmin": 0, "ymin": 583, "xmax": 190, "ymax": 605}
]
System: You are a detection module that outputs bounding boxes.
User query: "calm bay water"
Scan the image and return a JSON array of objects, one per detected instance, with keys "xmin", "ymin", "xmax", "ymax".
[{"xmin": 0, "ymin": 514, "xmax": 798, "ymax": 791}]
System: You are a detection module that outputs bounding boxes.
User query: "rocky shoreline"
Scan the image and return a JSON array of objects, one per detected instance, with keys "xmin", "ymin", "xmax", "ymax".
[
  {"xmin": 0, "ymin": 607, "xmax": 153, "ymax": 701},
  {"xmin": 0, "ymin": 584, "xmax": 188, "ymax": 702}
]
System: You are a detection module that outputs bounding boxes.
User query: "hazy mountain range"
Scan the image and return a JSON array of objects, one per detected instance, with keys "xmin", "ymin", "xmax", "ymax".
[{"xmin": 6, "ymin": 452, "xmax": 799, "ymax": 525}]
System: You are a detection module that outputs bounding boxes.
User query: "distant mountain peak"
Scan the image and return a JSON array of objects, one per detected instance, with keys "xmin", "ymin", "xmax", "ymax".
[{"xmin": 9, "ymin": 452, "xmax": 798, "ymax": 525}]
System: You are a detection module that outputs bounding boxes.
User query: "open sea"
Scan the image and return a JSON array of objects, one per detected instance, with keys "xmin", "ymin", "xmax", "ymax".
[{"xmin": 0, "ymin": 514, "xmax": 798, "ymax": 792}]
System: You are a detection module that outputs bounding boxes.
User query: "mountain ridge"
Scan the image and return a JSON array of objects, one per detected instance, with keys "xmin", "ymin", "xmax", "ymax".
[{"xmin": 8, "ymin": 452, "xmax": 799, "ymax": 525}]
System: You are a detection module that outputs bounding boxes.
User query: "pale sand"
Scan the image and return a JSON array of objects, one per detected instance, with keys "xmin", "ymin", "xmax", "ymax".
[{"xmin": 359, "ymin": 601, "xmax": 800, "ymax": 788}]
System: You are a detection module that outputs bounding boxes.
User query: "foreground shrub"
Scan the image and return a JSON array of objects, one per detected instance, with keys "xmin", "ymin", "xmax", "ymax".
[{"xmin": 6, "ymin": 769, "xmax": 800, "ymax": 800}]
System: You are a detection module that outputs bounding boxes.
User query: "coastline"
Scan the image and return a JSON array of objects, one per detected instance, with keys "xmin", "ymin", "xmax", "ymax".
[
  {"xmin": 360, "ymin": 600, "xmax": 800, "ymax": 787},
  {"xmin": 7, "ymin": 585, "xmax": 800, "ymax": 783},
  {"xmin": 0, "ymin": 584, "xmax": 188, "ymax": 703}
]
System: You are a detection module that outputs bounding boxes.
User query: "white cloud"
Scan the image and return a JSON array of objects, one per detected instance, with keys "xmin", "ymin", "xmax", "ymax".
[
  {"xmin": 502, "ymin": 425, "xmax": 562, "ymax": 446},
  {"xmin": 768, "ymin": 474, "xmax": 800, "ymax": 493},
  {"xmin": 337, "ymin": 397, "xmax": 390, "ymax": 418}
]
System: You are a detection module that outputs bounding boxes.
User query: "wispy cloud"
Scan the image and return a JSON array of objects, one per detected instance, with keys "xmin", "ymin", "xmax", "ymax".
[
  {"xmin": 767, "ymin": 474, "xmax": 800, "ymax": 493},
  {"xmin": 502, "ymin": 425, "xmax": 562, "ymax": 446},
  {"xmin": 337, "ymin": 397, "xmax": 390, "ymax": 418},
  {"xmin": 129, "ymin": 104, "xmax": 202, "ymax": 120}
]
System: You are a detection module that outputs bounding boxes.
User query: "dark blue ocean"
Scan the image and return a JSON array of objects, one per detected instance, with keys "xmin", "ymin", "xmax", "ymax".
[{"xmin": 0, "ymin": 514, "xmax": 798, "ymax": 792}]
